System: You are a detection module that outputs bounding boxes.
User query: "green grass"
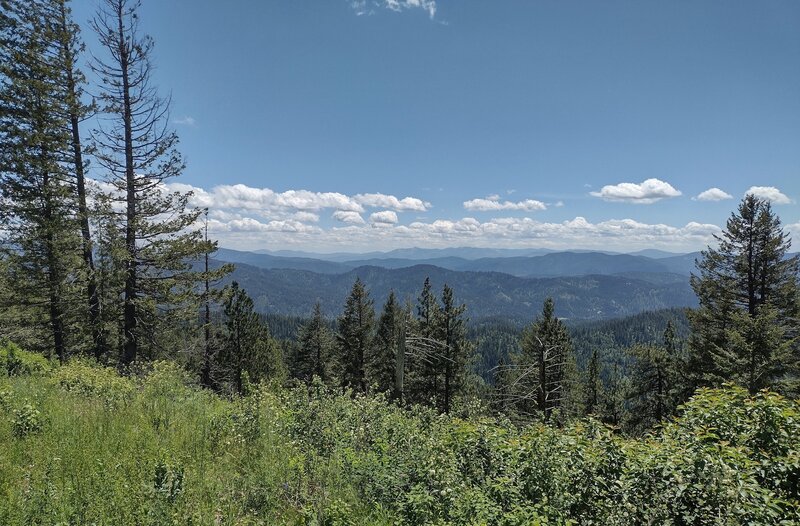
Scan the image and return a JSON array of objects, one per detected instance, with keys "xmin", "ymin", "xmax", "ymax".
[
  {"xmin": 1, "ymin": 354, "xmax": 799, "ymax": 525},
  {"xmin": 0, "ymin": 361, "xmax": 385, "ymax": 525}
]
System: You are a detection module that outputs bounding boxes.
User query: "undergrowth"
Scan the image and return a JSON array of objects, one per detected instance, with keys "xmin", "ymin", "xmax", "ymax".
[{"xmin": 0, "ymin": 344, "xmax": 798, "ymax": 525}]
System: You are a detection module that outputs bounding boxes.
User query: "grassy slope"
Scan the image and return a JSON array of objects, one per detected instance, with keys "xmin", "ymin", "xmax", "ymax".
[
  {"xmin": 0, "ymin": 363, "xmax": 385, "ymax": 525},
  {"xmin": 1, "ymin": 359, "xmax": 798, "ymax": 525}
]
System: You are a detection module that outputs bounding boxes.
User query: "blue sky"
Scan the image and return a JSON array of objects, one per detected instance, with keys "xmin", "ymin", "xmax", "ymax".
[{"xmin": 71, "ymin": 0, "xmax": 800, "ymax": 252}]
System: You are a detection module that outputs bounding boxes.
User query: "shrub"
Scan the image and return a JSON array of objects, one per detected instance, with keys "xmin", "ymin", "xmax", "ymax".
[
  {"xmin": 0, "ymin": 387, "xmax": 13, "ymax": 411},
  {"xmin": 52, "ymin": 359, "xmax": 135, "ymax": 407},
  {"xmin": 0, "ymin": 341, "xmax": 52, "ymax": 377},
  {"xmin": 11, "ymin": 400, "xmax": 43, "ymax": 438}
]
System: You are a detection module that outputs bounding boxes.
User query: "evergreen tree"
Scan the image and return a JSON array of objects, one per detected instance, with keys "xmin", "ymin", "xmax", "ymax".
[
  {"xmin": 0, "ymin": 0, "xmax": 82, "ymax": 361},
  {"xmin": 89, "ymin": 0, "xmax": 224, "ymax": 364},
  {"xmin": 583, "ymin": 349, "xmax": 602, "ymax": 416},
  {"xmin": 220, "ymin": 282, "xmax": 282, "ymax": 393},
  {"xmin": 222, "ymin": 282, "xmax": 258, "ymax": 394},
  {"xmin": 512, "ymin": 298, "xmax": 574, "ymax": 420},
  {"xmin": 600, "ymin": 362, "xmax": 627, "ymax": 427},
  {"xmin": 437, "ymin": 284, "xmax": 470, "ymax": 414},
  {"xmin": 625, "ymin": 340, "xmax": 677, "ymax": 432},
  {"xmin": 53, "ymin": 0, "xmax": 103, "ymax": 357},
  {"xmin": 295, "ymin": 302, "xmax": 334, "ymax": 384},
  {"xmin": 368, "ymin": 290, "xmax": 402, "ymax": 395},
  {"xmin": 406, "ymin": 277, "xmax": 441, "ymax": 404},
  {"xmin": 492, "ymin": 356, "xmax": 515, "ymax": 414},
  {"xmin": 336, "ymin": 278, "xmax": 375, "ymax": 392},
  {"xmin": 688, "ymin": 195, "xmax": 800, "ymax": 393},
  {"xmin": 626, "ymin": 323, "xmax": 681, "ymax": 431},
  {"xmin": 198, "ymin": 212, "xmax": 232, "ymax": 389}
]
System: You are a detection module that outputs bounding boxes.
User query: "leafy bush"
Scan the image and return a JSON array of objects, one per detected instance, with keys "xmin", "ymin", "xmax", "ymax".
[
  {"xmin": 51, "ymin": 359, "xmax": 135, "ymax": 407},
  {"xmin": 11, "ymin": 400, "xmax": 43, "ymax": 438},
  {"xmin": 0, "ymin": 387, "xmax": 12, "ymax": 410},
  {"xmin": 0, "ymin": 341, "xmax": 52, "ymax": 377},
  {"xmin": 281, "ymin": 383, "xmax": 800, "ymax": 525},
  {"xmin": 1, "ymin": 362, "xmax": 798, "ymax": 525}
]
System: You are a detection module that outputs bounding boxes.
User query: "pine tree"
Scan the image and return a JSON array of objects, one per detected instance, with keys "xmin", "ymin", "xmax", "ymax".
[
  {"xmin": 295, "ymin": 302, "xmax": 334, "ymax": 384},
  {"xmin": 368, "ymin": 290, "xmax": 403, "ymax": 395},
  {"xmin": 336, "ymin": 278, "xmax": 375, "ymax": 392},
  {"xmin": 600, "ymin": 362, "xmax": 627, "ymax": 427},
  {"xmin": 437, "ymin": 284, "xmax": 470, "ymax": 414},
  {"xmin": 407, "ymin": 277, "xmax": 441, "ymax": 404},
  {"xmin": 623, "ymin": 322, "xmax": 689, "ymax": 431},
  {"xmin": 512, "ymin": 298, "xmax": 574, "ymax": 420},
  {"xmin": 0, "ymin": 0, "xmax": 82, "ymax": 361},
  {"xmin": 89, "ymin": 0, "xmax": 224, "ymax": 364},
  {"xmin": 220, "ymin": 282, "xmax": 281, "ymax": 393},
  {"xmin": 583, "ymin": 349, "xmax": 602, "ymax": 416},
  {"xmin": 688, "ymin": 195, "xmax": 800, "ymax": 393},
  {"xmin": 52, "ymin": 0, "xmax": 103, "ymax": 357},
  {"xmin": 198, "ymin": 211, "xmax": 233, "ymax": 389}
]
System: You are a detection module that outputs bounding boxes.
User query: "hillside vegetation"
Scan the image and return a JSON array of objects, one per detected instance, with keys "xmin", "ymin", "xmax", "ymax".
[{"xmin": 1, "ymin": 350, "xmax": 798, "ymax": 525}]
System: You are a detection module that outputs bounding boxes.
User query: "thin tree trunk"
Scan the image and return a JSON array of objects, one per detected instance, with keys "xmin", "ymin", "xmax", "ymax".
[
  {"xmin": 201, "ymin": 231, "xmax": 212, "ymax": 387},
  {"xmin": 118, "ymin": 3, "xmax": 137, "ymax": 366},
  {"xmin": 60, "ymin": 7, "xmax": 103, "ymax": 357}
]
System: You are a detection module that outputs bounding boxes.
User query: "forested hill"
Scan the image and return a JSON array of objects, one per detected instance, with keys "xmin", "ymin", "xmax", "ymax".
[
  {"xmin": 215, "ymin": 260, "xmax": 697, "ymax": 322},
  {"xmin": 469, "ymin": 308, "xmax": 690, "ymax": 381}
]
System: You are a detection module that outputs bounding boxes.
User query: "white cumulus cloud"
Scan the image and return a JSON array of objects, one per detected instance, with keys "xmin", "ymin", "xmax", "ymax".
[
  {"xmin": 463, "ymin": 195, "xmax": 547, "ymax": 212},
  {"xmin": 745, "ymin": 186, "xmax": 792, "ymax": 204},
  {"xmin": 693, "ymin": 187, "xmax": 733, "ymax": 201},
  {"xmin": 291, "ymin": 211, "xmax": 320, "ymax": 223},
  {"xmin": 163, "ymin": 182, "xmax": 430, "ymax": 218},
  {"xmin": 590, "ymin": 178, "xmax": 682, "ymax": 204},
  {"xmin": 354, "ymin": 193, "xmax": 430, "ymax": 211},
  {"xmin": 370, "ymin": 210, "xmax": 399, "ymax": 225},
  {"xmin": 333, "ymin": 210, "xmax": 365, "ymax": 224}
]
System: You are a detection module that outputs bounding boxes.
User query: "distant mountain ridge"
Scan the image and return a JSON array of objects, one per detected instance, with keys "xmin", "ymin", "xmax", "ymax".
[
  {"xmin": 215, "ymin": 260, "xmax": 698, "ymax": 323},
  {"xmin": 217, "ymin": 247, "xmax": 701, "ymax": 278},
  {"xmin": 255, "ymin": 246, "xmax": 560, "ymax": 262}
]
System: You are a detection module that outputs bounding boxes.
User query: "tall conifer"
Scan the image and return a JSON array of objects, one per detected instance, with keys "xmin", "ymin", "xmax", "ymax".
[{"xmin": 688, "ymin": 195, "xmax": 800, "ymax": 393}]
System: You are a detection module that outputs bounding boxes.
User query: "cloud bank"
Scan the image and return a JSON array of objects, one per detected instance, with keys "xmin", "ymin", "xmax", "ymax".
[{"xmin": 87, "ymin": 179, "xmax": 796, "ymax": 253}]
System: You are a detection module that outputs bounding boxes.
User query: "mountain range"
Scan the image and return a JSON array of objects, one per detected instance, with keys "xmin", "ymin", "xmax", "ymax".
[
  {"xmin": 215, "ymin": 247, "xmax": 701, "ymax": 278},
  {"xmin": 212, "ymin": 247, "xmax": 703, "ymax": 323}
]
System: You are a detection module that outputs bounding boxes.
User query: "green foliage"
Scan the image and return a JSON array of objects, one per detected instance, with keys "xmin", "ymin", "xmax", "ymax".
[
  {"xmin": 335, "ymin": 277, "xmax": 375, "ymax": 392},
  {"xmin": 0, "ymin": 342, "xmax": 53, "ymax": 377},
  {"xmin": 506, "ymin": 298, "xmax": 577, "ymax": 420},
  {"xmin": 51, "ymin": 359, "xmax": 135, "ymax": 407},
  {"xmin": 689, "ymin": 195, "xmax": 800, "ymax": 394},
  {"xmin": 1, "ymin": 359, "xmax": 799, "ymax": 524},
  {"xmin": 219, "ymin": 282, "xmax": 284, "ymax": 393},
  {"xmin": 10, "ymin": 400, "xmax": 43, "ymax": 438},
  {"xmin": 294, "ymin": 302, "xmax": 335, "ymax": 384},
  {"xmin": 283, "ymin": 381, "xmax": 799, "ymax": 524}
]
